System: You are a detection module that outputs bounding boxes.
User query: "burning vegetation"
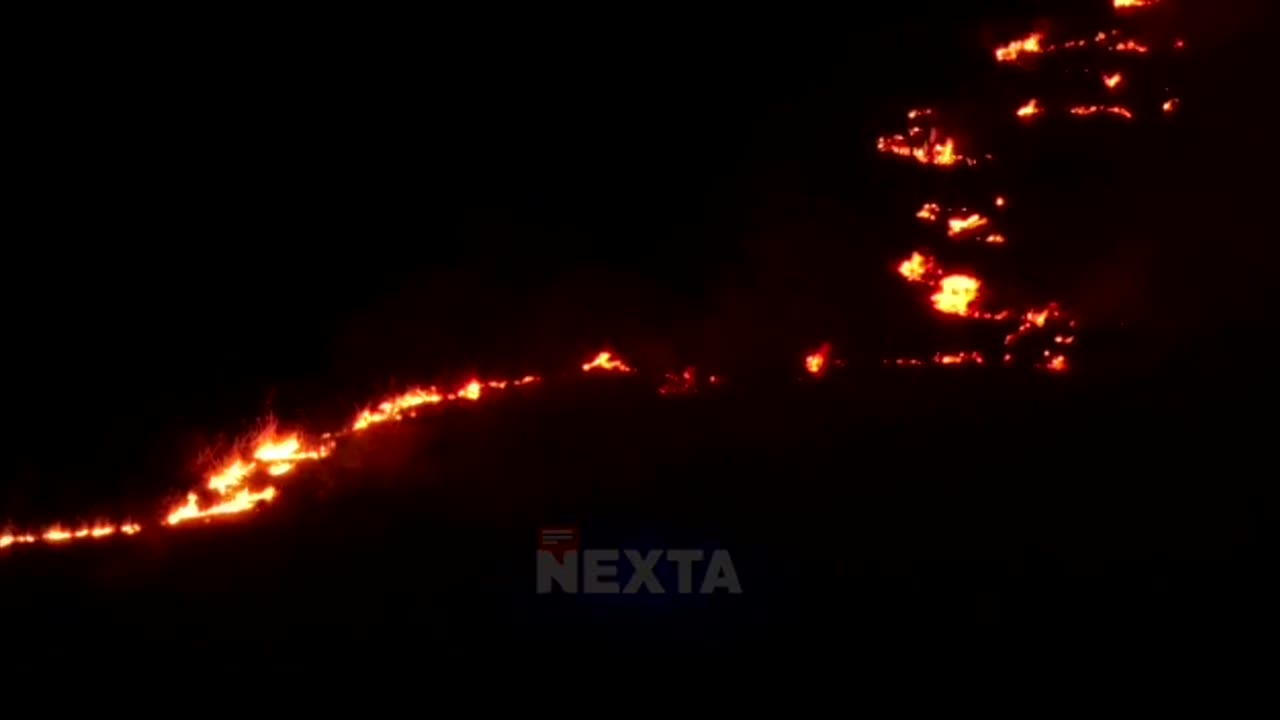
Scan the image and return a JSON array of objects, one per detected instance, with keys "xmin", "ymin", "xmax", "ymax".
[{"xmin": 2, "ymin": 0, "xmax": 1174, "ymax": 557}]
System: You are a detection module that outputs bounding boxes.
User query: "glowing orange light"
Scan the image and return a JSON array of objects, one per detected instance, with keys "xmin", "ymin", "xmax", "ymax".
[
  {"xmin": 947, "ymin": 213, "xmax": 990, "ymax": 238},
  {"xmin": 1070, "ymin": 105, "xmax": 1134, "ymax": 119},
  {"xmin": 931, "ymin": 275, "xmax": 980, "ymax": 316},
  {"xmin": 897, "ymin": 252, "xmax": 935, "ymax": 282},
  {"xmin": 805, "ymin": 343, "xmax": 832, "ymax": 376},
  {"xmin": 996, "ymin": 33, "xmax": 1043, "ymax": 63},
  {"xmin": 582, "ymin": 351, "xmax": 634, "ymax": 373}
]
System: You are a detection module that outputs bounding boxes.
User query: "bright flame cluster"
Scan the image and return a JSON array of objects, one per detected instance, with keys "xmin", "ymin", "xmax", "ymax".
[
  {"xmin": 876, "ymin": 110, "xmax": 976, "ymax": 167},
  {"xmin": 880, "ymin": 0, "xmax": 1164, "ymax": 367}
]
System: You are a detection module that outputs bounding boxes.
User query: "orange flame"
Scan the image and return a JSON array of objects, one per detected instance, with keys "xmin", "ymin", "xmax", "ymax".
[
  {"xmin": 995, "ymin": 33, "xmax": 1043, "ymax": 63},
  {"xmin": 805, "ymin": 343, "xmax": 832, "ymax": 376},
  {"xmin": 1111, "ymin": 39, "xmax": 1149, "ymax": 54},
  {"xmin": 931, "ymin": 275, "xmax": 981, "ymax": 316},
  {"xmin": 1070, "ymin": 105, "xmax": 1134, "ymax": 119},
  {"xmin": 889, "ymin": 351, "xmax": 984, "ymax": 367},
  {"xmin": 898, "ymin": 252, "xmax": 936, "ymax": 283},
  {"xmin": 947, "ymin": 213, "xmax": 990, "ymax": 238},
  {"xmin": 582, "ymin": 351, "xmax": 633, "ymax": 373}
]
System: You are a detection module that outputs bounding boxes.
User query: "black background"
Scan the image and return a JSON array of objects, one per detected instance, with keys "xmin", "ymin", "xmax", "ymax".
[{"xmin": 2, "ymin": 0, "xmax": 1277, "ymax": 678}]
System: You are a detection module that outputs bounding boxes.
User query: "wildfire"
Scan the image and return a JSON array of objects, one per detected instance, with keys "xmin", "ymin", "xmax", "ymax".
[
  {"xmin": 1111, "ymin": 39, "xmax": 1149, "ymax": 54},
  {"xmin": 931, "ymin": 275, "xmax": 981, "ymax": 316},
  {"xmin": 877, "ymin": 134, "xmax": 969, "ymax": 167},
  {"xmin": 898, "ymin": 251, "xmax": 937, "ymax": 283},
  {"xmin": 997, "ymin": 28, "xmax": 1154, "ymax": 62},
  {"xmin": 1040, "ymin": 353, "xmax": 1069, "ymax": 372},
  {"xmin": 947, "ymin": 213, "xmax": 990, "ymax": 238},
  {"xmin": 996, "ymin": 33, "xmax": 1043, "ymax": 63},
  {"xmin": 888, "ymin": 351, "xmax": 984, "ymax": 367},
  {"xmin": 877, "ymin": 113, "xmax": 976, "ymax": 167},
  {"xmin": 5, "ymin": 0, "xmax": 1179, "ymax": 560},
  {"xmin": 2, "ymin": 521, "xmax": 140, "ymax": 552},
  {"xmin": 352, "ymin": 388, "xmax": 444, "ymax": 431},
  {"xmin": 805, "ymin": 343, "xmax": 832, "ymax": 377},
  {"xmin": 582, "ymin": 351, "xmax": 633, "ymax": 373},
  {"xmin": 2, "ymin": 353, "xmax": 557, "ymax": 549},
  {"xmin": 163, "ymin": 423, "xmax": 330, "ymax": 526},
  {"xmin": 1069, "ymin": 105, "xmax": 1134, "ymax": 119},
  {"xmin": 878, "ymin": 5, "xmax": 1150, "ymax": 368}
]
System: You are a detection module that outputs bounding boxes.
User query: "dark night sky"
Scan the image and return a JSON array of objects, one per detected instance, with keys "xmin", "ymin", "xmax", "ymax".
[{"xmin": 3, "ymin": 0, "xmax": 1275, "ymax": 520}]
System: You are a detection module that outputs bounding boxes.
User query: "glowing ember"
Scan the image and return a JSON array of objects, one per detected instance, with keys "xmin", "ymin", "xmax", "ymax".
[
  {"xmin": 877, "ymin": 113, "xmax": 975, "ymax": 167},
  {"xmin": 459, "ymin": 380, "xmax": 483, "ymax": 401},
  {"xmin": 1111, "ymin": 39, "xmax": 1149, "ymax": 54},
  {"xmin": 1070, "ymin": 105, "xmax": 1134, "ymax": 119},
  {"xmin": 659, "ymin": 367, "xmax": 699, "ymax": 395},
  {"xmin": 996, "ymin": 29, "xmax": 1154, "ymax": 61},
  {"xmin": 1041, "ymin": 354, "xmax": 1069, "ymax": 372},
  {"xmin": 805, "ymin": 343, "xmax": 832, "ymax": 376},
  {"xmin": 1103, "ymin": 72, "xmax": 1123, "ymax": 89},
  {"xmin": 163, "ymin": 373, "xmax": 536, "ymax": 527},
  {"xmin": 1016, "ymin": 99, "xmax": 1042, "ymax": 118},
  {"xmin": 582, "ymin": 351, "xmax": 634, "ymax": 373},
  {"xmin": 877, "ymin": 134, "xmax": 970, "ymax": 167},
  {"xmin": 888, "ymin": 351, "xmax": 984, "ymax": 367},
  {"xmin": 1114, "ymin": 0, "xmax": 1158, "ymax": 8},
  {"xmin": 2, "ymin": 361, "xmax": 544, "ymax": 552},
  {"xmin": 931, "ymin": 275, "xmax": 981, "ymax": 316},
  {"xmin": 1163, "ymin": 98, "xmax": 1179, "ymax": 113},
  {"xmin": 917, "ymin": 203, "xmax": 941, "ymax": 221},
  {"xmin": 166, "ymin": 487, "xmax": 279, "ymax": 526},
  {"xmin": 996, "ymin": 33, "xmax": 1043, "ymax": 63},
  {"xmin": 937, "ymin": 351, "xmax": 984, "ymax": 365},
  {"xmin": 897, "ymin": 251, "xmax": 936, "ymax": 282},
  {"xmin": 1003, "ymin": 305, "xmax": 1071, "ymax": 351},
  {"xmin": 947, "ymin": 213, "xmax": 990, "ymax": 238},
  {"xmin": 352, "ymin": 387, "xmax": 445, "ymax": 431}
]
